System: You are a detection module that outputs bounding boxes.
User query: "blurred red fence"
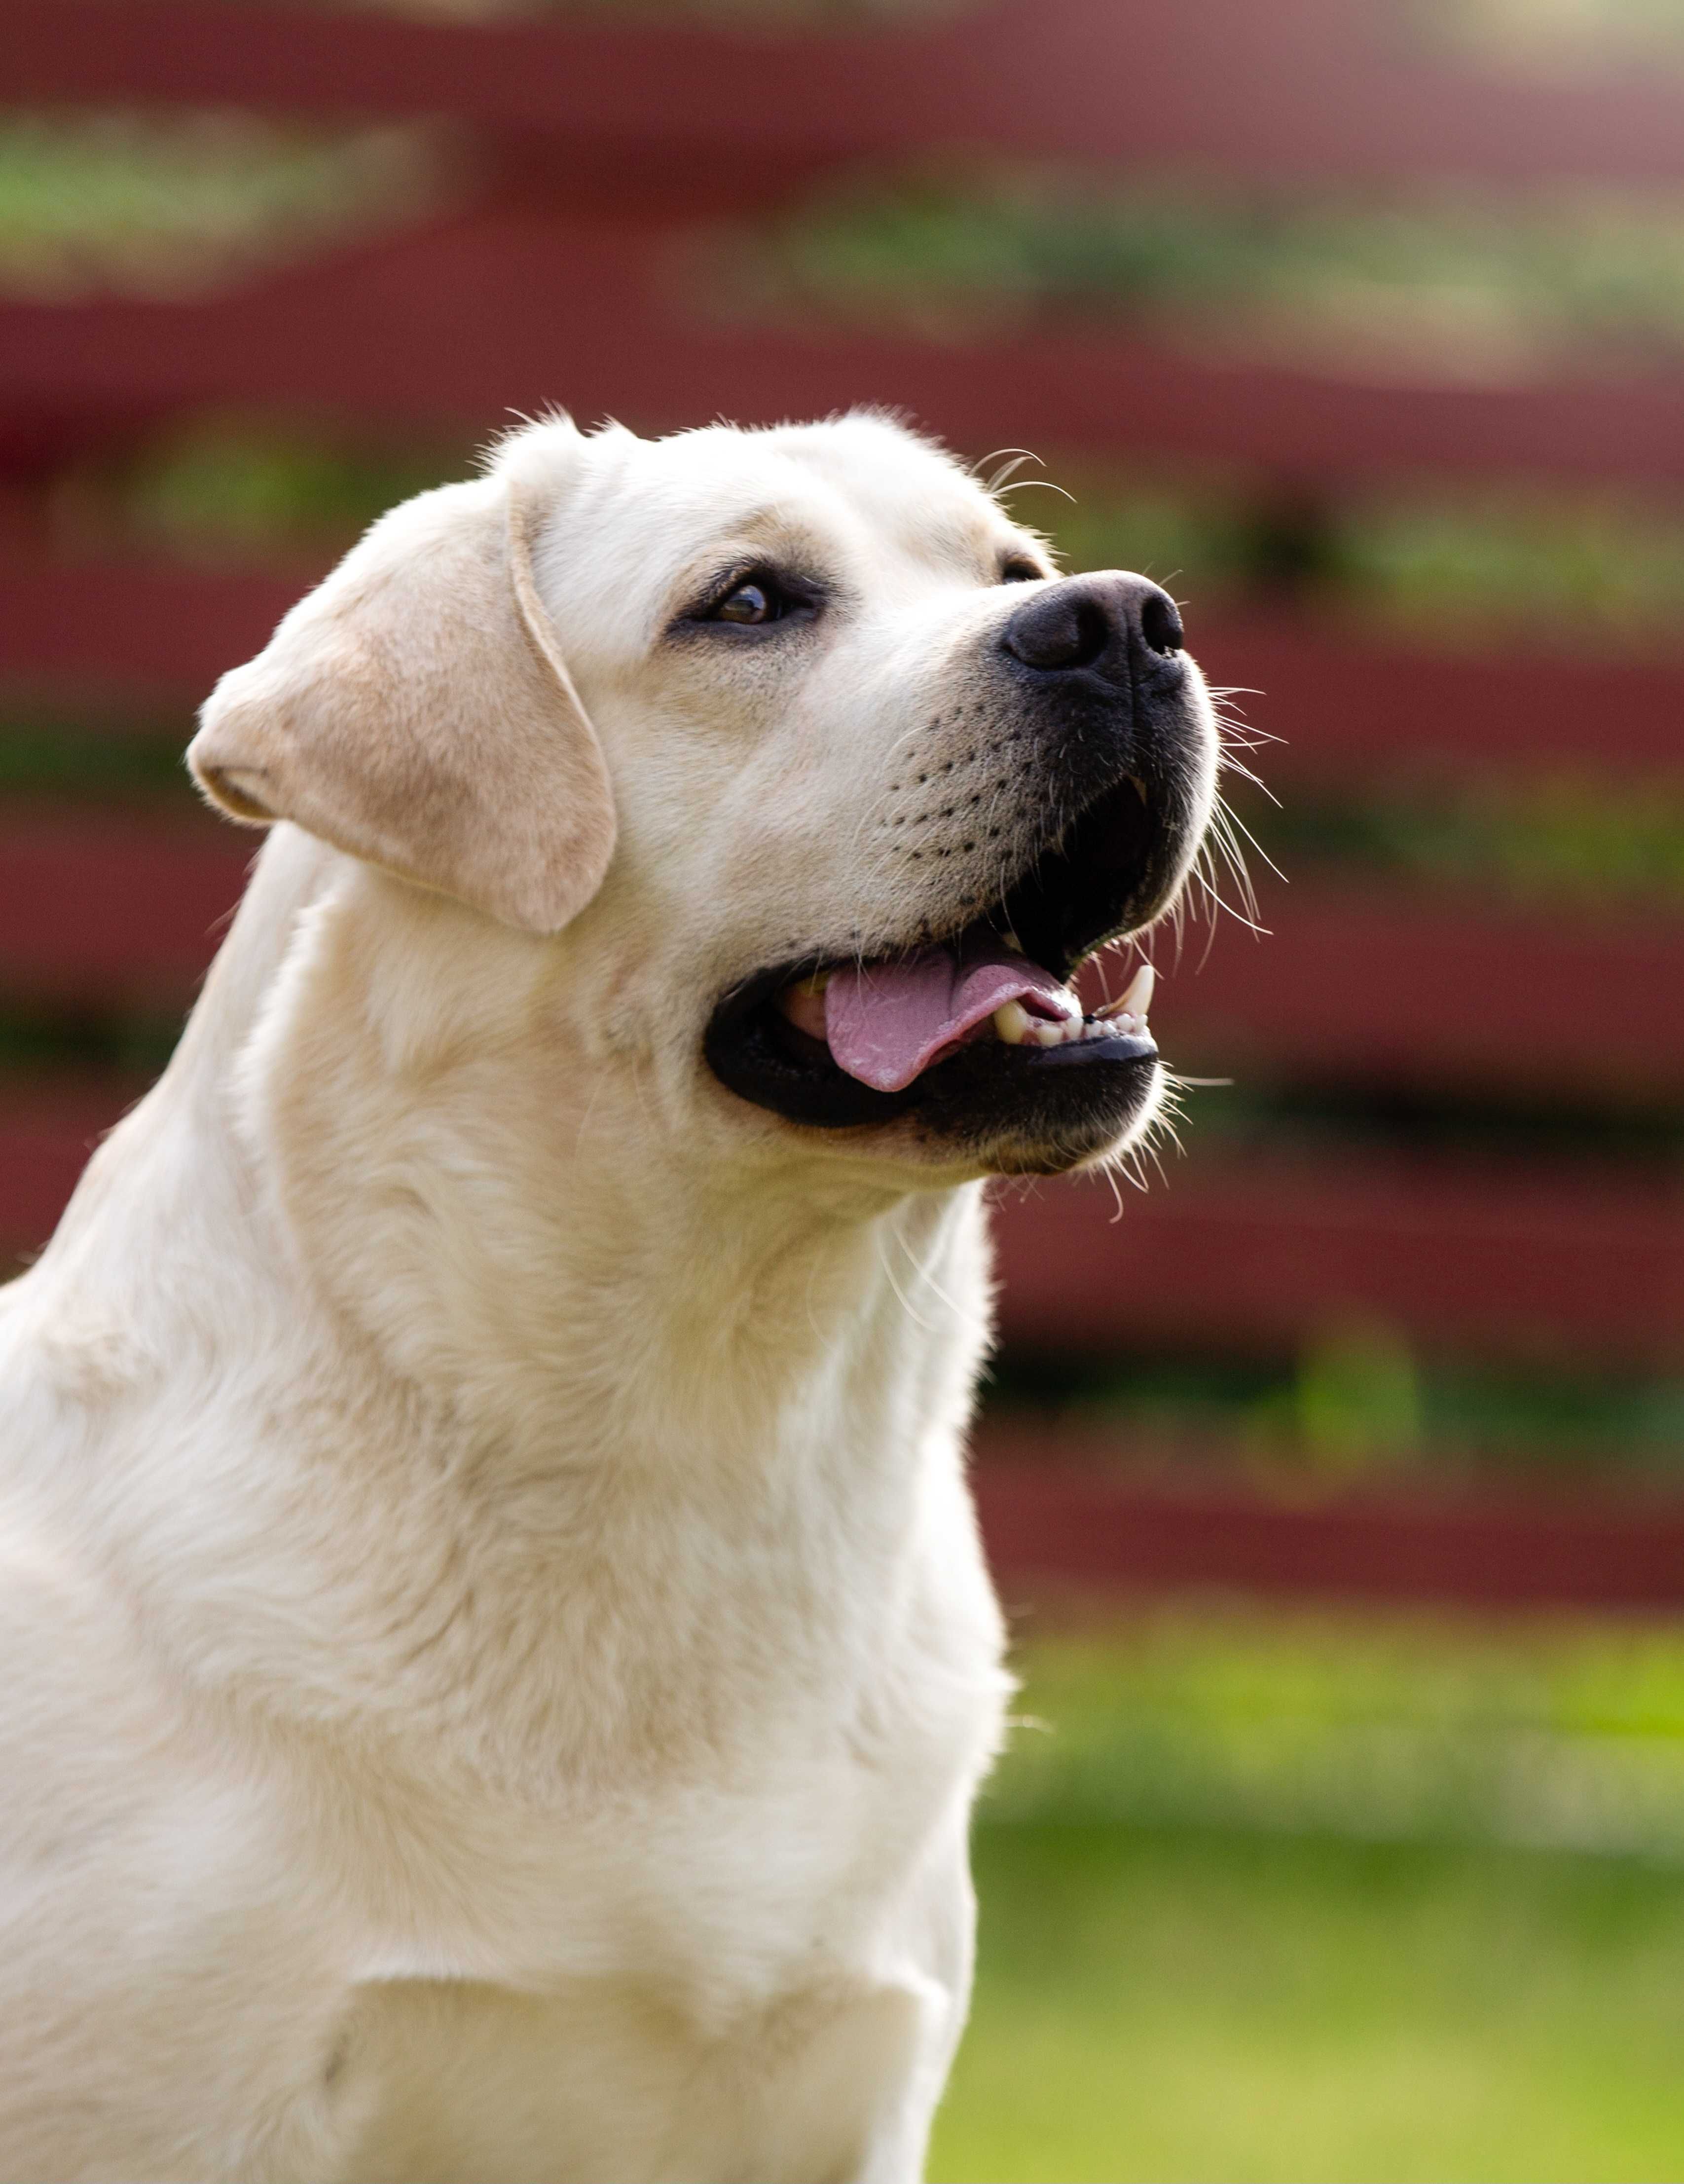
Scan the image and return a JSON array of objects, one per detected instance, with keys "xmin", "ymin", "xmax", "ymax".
[{"xmin": 3, "ymin": 0, "xmax": 1683, "ymax": 1604}]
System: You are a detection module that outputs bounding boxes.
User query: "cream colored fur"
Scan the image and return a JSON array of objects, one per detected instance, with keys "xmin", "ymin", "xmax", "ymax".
[{"xmin": 0, "ymin": 413, "xmax": 1204, "ymax": 2183}]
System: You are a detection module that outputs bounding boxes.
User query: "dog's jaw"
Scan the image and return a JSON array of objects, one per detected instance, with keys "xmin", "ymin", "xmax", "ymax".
[{"xmin": 700, "ymin": 742, "xmax": 1211, "ymax": 1178}]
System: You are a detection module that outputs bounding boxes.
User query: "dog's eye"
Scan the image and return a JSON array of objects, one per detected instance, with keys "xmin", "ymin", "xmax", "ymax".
[
  {"xmin": 713, "ymin": 581, "xmax": 778, "ymax": 624},
  {"xmin": 678, "ymin": 565, "xmax": 820, "ymax": 637},
  {"xmin": 1000, "ymin": 556, "xmax": 1046, "ymax": 585}
]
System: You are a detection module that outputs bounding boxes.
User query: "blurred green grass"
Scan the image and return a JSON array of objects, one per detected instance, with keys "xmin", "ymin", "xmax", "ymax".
[
  {"xmin": 0, "ymin": 114, "xmax": 445, "ymax": 301},
  {"xmin": 934, "ymin": 1616, "xmax": 1684, "ymax": 2182},
  {"xmin": 748, "ymin": 164, "xmax": 1684, "ymax": 382},
  {"xmin": 991, "ymin": 1329, "xmax": 1684, "ymax": 1489},
  {"xmin": 1257, "ymin": 775, "xmax": 1684, "ymax": 914},
  {"xmin": 1425, "ymin": 0, "xmax": 1684, "ymax": 83},
  {"xmin": 938, "ymin": 1822, "xmax": 1684, "ymax": 2183}
]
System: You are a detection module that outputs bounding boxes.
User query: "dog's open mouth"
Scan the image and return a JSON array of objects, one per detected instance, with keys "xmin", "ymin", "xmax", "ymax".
[
  {"xmin": 787, "ymin": 938, "xmax": 1154, "ymax": 1088},
  {"xmin": 705, "ymin": 776, "xmax": 1164, "ymax": 1132}
]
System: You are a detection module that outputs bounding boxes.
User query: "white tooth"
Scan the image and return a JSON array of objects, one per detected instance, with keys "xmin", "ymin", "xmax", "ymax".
[
  {"xmin": 1030, "ymin": 1021, "xmax": 1064, "ymax": 1046},
  {"xmin": 994, "ymin": 1000, "xmax": 1032, "ymax": 1044},
  {"xmin": 1098, "ymin": 962, "xmax": 1155, "ymax": 1022}
]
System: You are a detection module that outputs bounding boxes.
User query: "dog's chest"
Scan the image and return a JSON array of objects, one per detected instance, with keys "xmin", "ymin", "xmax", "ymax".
[
  {"xmin": 329, "ymin": 1958, "xmax": 930, "ymax": 2184},
  {"xmin": 322, "ymin": 1712, "xmax": 987, "ymax": 2184}
]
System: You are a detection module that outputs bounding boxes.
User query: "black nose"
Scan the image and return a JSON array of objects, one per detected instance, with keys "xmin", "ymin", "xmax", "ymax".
[{"xmin": 1001, "ymin": 572, "xmax": 1184, "ymax": 678}]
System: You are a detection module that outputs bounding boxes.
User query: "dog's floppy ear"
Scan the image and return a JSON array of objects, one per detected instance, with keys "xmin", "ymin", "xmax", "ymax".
[{"xmin": 187, "ymin": 462, "xmax": 616, "ymax": 934}]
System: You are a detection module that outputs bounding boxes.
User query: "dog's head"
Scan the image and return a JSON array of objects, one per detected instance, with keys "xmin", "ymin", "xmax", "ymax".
[{"xmin": 191, "ymin": 412, "xmax": 1219, "ymax": 1183}]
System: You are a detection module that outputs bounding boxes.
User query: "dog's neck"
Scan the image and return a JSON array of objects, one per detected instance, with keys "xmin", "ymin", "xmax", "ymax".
[
  {"xmin": 210, "ymin": 832, "xmax": 987, "ymax": 1437},
  {"xmin": 19, "ymin": 829, "xmax": 996, "ymax": 1783}
]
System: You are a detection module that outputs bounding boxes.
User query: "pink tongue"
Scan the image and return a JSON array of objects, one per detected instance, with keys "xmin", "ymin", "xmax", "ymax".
[{"xmin": 824, "ymin": 939, "xmax": 1074, "ymax": 1093}]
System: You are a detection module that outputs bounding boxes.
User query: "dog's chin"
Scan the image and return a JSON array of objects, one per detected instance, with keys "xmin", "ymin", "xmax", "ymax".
[{"xmin": 911, "ymin": 1036, "xmax": 1164, "ymax": 1176}]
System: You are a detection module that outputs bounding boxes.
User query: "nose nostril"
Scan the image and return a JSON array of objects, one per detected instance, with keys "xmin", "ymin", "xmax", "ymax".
[
  {"xmin": 1003, "ymin": 590, "xmax": 1112, "ymax": 673},
  {"xmin": 1139, "ymin": 592, "xmax": 1183, "ymax": 656},
  {"xmin": 1068, "ymin": 595, "xmax": 1111, "ymax": 670}
]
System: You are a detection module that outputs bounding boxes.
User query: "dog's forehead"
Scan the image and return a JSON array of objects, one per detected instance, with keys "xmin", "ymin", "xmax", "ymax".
[
  {"xmin": 747, "ymin": 417, "xmax": 999, "ymax": 554},
  {"xmin": 593, "ymin": 416, "xmax": 1004, "ymax": 576}
]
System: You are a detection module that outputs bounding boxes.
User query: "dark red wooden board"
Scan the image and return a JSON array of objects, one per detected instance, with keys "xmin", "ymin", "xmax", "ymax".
[
  {"xmin": 991, "ymin": 1158, "xmax": 1684, "ymax": 1370},
  {"xmin": 975, "ymin": 1428, "xmax": 1684, "ymax": 1610},
  {"xmin": 11, "ymin": 0, "xmax": 1684, "ymax": 185},
  {"xmin": 0, "ymin": 1076, "xmax": 146, "ymax": 1260},
  {"xmin": 1192, "ymin": 617, "xmax": 1684, "ymax": 788},
  {"xmin": 1135, "ymin": 880, "xmax": 1684, "ymax": 1105},
  {"xmin": 0, "ymin": 816, "xmax": 251, "ymax": 1008},
  {"xmin": 0, "ymin": 557, "xmax": 298, "ymax": 709}
]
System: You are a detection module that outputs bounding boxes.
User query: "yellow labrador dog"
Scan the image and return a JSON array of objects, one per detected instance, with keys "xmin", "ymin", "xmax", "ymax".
[{"xmin": 0, "ymin": 412, "xmax": 1216, "ymax": 2183}]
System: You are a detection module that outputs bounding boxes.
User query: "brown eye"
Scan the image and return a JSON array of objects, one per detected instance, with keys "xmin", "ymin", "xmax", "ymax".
[
  {"xmin": 1001, "ymin": 557, "xmax": 1044, "ymax": 585},
  {"xmin": 683, "ymin": 566, "xmax": 818, "ymax": 635},
  {"xmin": 714, "ymin": 582, "xmax": 774, "ymax": 624}
]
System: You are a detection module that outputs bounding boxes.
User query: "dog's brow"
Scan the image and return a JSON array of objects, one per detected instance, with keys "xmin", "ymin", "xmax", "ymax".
[
  {"xmin": 911, "ymin": 506, "xmax": 1023, "ymax": 578},
  {"xmin": 662, "ymin": 510, "xmax": 834, "ymax": 611},
  {"xmin": 697, "ymin": 505, "xmax": 810, "ymax": 553}
]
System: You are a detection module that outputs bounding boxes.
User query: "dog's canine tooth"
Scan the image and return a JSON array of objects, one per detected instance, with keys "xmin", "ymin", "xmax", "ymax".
[
  {"xmin": 1097, "ymin": 962, "xmax": 1155, "ymax": 1022},
  {"xmin": 993, "ymin": 1000, "xmax": 1032, "ymax": 1044}
]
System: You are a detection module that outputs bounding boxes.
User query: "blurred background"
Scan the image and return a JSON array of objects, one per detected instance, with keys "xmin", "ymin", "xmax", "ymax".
[{"xmin": 4, "ymin": 1, "xmax": 1684, "ymax": 2175}]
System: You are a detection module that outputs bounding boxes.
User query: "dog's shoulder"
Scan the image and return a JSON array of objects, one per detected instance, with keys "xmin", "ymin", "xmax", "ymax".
[
  {"xmin": 0, "ymin": 1486, "xmax": 238, "ymax": 1869},
  {"xmin": 0, "ymin": 1283, "xmax": 287, "ymax": 1924},
  {"xmin": 0, "ymin": 1482, "xmax": 360, "ymax": 2163}
]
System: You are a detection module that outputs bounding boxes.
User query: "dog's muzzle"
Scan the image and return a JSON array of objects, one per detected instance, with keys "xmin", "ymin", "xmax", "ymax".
[{"xmin": 704, "ymin": 568, "xmax": 1214, "ymax": 1155}]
